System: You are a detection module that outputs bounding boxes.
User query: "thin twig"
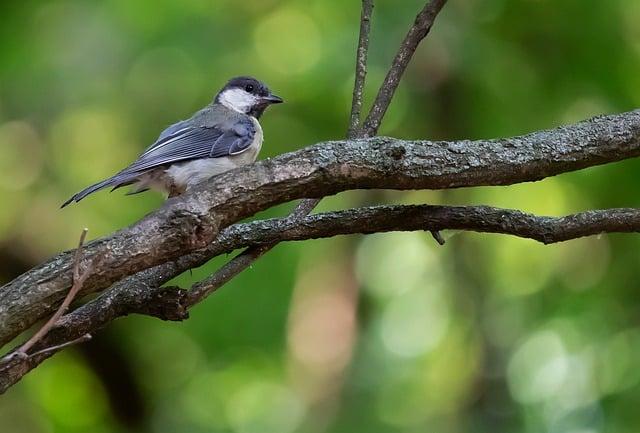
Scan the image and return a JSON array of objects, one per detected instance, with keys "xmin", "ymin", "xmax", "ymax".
[
  {"xmin": 186, "ymin": 246, "xmax": 270, "ymax": 307},
  {"xmin": 11, "ymin": 229, "xmax": 90, "ymax": 357},
  {"xmin": 28, "ymin": 334, "xmax": 92, "ymax": 358},
  {"xmin": 348, "ymin": 0, "xmax": 374, "ymax": 138},
  {"xmin": 362, "ymin": 0, "xmax": 448, "ymax": 136},
  {"xmin": 206, "ymin": 205, "xmax": 640, "ymax": 248}
]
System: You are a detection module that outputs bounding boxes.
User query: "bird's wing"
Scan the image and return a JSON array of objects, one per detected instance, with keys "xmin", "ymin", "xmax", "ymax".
[
  {"xmin": 121, "ymin": 118, "xmax": 257, "ymax": 175},
  {"xmin": 61, "ymin": 116, "xmax": 257, "ymax": 206}
]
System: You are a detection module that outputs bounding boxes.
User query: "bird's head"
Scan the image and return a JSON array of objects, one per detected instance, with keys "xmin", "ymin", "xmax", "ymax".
[{"xmin": 215, "ymin": 76, "xmax": 283, "ymax": 118}]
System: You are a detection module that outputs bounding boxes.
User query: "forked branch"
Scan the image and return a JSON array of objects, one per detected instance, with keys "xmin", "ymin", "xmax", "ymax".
[{"xmin": 2, "ymin": 202, "xmax": 639, "ymax": 392}]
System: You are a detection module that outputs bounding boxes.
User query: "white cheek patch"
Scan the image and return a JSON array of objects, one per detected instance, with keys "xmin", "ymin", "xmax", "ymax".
[{"xmin": 218, "ymin": 88, "xmax": 258, "ymax": 113}]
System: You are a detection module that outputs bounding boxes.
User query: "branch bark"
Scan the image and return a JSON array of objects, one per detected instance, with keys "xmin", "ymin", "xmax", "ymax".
[
  {"xmin": 3, "ymin": 202, "xmax": 640, "ymax": 392},
  {"xmin": 1, "ymin": 108, "xmax": 640, "ymax": 349},
  {"xmin": 348, "ymin": 0, "xmax": 374, "ymax": 138}
]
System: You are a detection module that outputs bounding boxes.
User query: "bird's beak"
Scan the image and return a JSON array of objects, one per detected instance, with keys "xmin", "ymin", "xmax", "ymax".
[{"xmin": 262, "ymin": 94, "xmax": 284, "ymax": 104}]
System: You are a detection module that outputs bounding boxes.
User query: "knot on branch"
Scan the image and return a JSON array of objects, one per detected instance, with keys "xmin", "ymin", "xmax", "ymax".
[
  {"xmin": 386, "ymin": 145, "xmax": 406, "ymax": 160},
  {"xmin": 133, "ymin": 287, "xmax": 190, "ymax": 321},
  {"xmin": 166, "ymin": 208, "xmax": 219, "ymax": 250}
]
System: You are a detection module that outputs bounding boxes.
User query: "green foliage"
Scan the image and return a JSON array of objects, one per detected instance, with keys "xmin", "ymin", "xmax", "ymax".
[{"xmin": 1, "ymin": 0, "xmax": 640, "ymax": 432}]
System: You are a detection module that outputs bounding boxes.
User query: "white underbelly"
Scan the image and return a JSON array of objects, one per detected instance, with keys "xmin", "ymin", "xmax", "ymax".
[{"xmin": 165, "ymin": 156, "xmax": 248, "ymax": 189}]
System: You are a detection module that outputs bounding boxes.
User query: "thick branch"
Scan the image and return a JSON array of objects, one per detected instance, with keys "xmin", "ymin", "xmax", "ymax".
[
  {"xmin": 1, "ymin": 109, "xmax": 640, "ymax": 347},
  {"xmin": 2, "ymin": 202, "xmax": 639, "ymax": 391},
  {"xmin": 362, "ymin": 0, "xmax": 448, "ymax": 136}
]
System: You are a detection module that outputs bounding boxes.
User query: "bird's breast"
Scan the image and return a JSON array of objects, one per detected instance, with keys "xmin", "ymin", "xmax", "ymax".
[{"xmin": 249, "ymin": 116, "xmax": 264, "ymax": 156}]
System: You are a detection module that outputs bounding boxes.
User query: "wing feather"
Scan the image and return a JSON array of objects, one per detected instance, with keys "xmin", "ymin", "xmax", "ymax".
[{"xmin": 119, "ymin": 117, "xmax": 256, "ymax": 176}]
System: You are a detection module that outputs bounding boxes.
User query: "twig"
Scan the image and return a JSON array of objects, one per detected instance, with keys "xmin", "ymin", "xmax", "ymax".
[
  {"xmin": 430, "ymin": 230, "xmax": 446, "ymax": 245},
  {"xmin": 205, "ymin": 205, "xmax": 640, "ymax": 248},
  {"xmin": 362, "ymin": 0, "xmax": 448, "ymax": 136},
  {"xmin": 348, "ymin": 0, "xmax": 374, "ymax": 138},
  {"xmin": 28, "ymin": 334, "xmax": 92, "ymax": 358},
  {"xmin": 9, "ymin": 229, "xmax": 91, "ymax": 358},
  {"xmin": 186, "ymin": 245, "xmax": 270, "ymax": 307}
]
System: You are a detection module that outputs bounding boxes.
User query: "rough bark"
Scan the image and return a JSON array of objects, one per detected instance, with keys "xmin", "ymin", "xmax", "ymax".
[
  {"xmin": 1, "ymin": 109, "xmax": 640, "ymax": 349},
  {"xmin": 3, "ymin": 202, "xmax": 640, "ymax": 392},
  {"xmin": 347, "ymin": 0, "xmax": 374, "ymax": 138}
]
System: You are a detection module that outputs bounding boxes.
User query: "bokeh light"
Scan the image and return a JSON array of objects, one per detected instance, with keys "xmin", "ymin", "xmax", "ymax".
[{"xmin": 253, "ymin": 8, "xmax": 322, "ymax": 75}]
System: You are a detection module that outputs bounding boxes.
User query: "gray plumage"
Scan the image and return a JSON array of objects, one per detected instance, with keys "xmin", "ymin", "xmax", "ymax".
[{"xmin": 62, "ymin": 76, "xmax": 282, "ymax": 207}]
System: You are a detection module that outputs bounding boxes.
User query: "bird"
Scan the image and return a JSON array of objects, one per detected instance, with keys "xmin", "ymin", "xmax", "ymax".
[{"xmin": 61, "ymin": 76, "xmax": 283, "ymax": 207}]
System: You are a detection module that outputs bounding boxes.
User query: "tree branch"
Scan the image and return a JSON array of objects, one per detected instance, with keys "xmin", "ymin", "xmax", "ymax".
[
  {"xmin": 3, "ymin": 202, "xmax": 640, "ymax": 391},
  {"xmin": 1, "ymin": 108, "xmax": 640, "ymax": 349},
  {"xmin": 7, "ymin": 229, "xmax": 92, "ymax": 359},
  {"xmin": 362, "ymin": 0, "xmax": 448, "ymax": 136},
  {"xmin": 348, "ymin": 0, "xmax": 374, "ymax": 138}
]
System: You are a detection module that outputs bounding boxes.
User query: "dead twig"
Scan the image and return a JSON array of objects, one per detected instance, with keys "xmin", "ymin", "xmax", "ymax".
[
  {"xmin": 28, "ymin": 334, "xmax": 93, "ymax": 358},
  {"xmin": 3, "ymin": 229, "xmax": 92, "ymax": 361}
]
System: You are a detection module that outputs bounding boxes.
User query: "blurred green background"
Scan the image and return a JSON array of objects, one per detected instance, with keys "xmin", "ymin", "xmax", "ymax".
[{"xmin": 2, "ymin": 0, "xmax": 640, "ymax": 432}]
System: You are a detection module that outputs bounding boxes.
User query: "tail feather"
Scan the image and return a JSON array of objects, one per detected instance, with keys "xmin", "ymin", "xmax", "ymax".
[
  {"xmin": 61, "ymin": 171, "xmax": 141, "ymax": 207},
  {"xmin": 61, "ymin": 178, "xmax": 116, "ymax": 208}
]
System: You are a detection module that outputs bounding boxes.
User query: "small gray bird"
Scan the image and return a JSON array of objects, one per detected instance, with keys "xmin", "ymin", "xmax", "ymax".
[{"xmin": 62, "ymin": 76, "xmax": 283, "ymax": 207}]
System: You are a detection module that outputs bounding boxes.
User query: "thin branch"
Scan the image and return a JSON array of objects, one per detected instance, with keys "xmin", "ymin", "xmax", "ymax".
[
  {"xmin": 27, "ymin": 334, "xmax": 92, "ymax": 358},
  {"xmin": 193, "ymin": 205, "xmax": 640, "ymax": 247},
  {"xmin": 8, "ymin": 229, "xmax": 91, "ymax": 359},
  {"xmin": 186, "ymin": 246, "xmax": 270, "ymax": 307},
  {"xmin": 362, "ymin": 0, "xmax": 448, "ymax": 136},
  {"xmin": 348, "ymin": 0, "xmax": 375, "ymax": 138}
]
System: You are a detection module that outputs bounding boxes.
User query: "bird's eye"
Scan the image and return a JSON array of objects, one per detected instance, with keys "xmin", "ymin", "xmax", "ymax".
[{"xmin": 245, "ymin": 84, "xmax": 254, "ymax": 92}]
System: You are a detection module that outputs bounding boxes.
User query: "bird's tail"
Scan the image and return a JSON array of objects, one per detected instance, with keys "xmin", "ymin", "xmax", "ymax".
[
  {"xmin": 61, "ymin": 178, "xmax": 116, "ymax": 208},
  {"xmin": 61, "ymin": 172, "xmax": 137, "ymax": 208}
]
